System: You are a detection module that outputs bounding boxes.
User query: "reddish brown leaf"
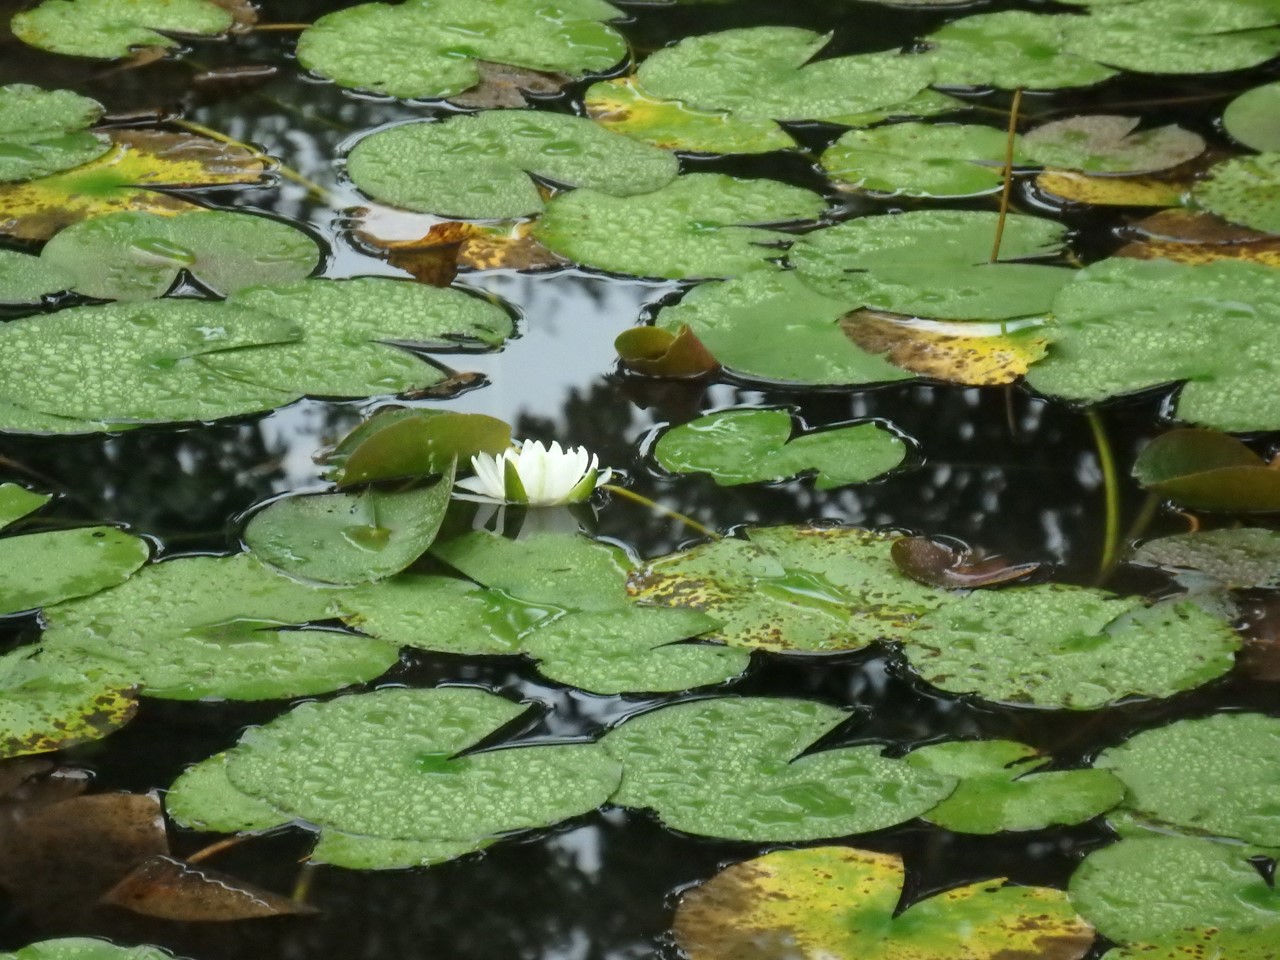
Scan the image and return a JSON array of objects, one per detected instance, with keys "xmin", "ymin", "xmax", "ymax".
[
  {"xmin": 103, "ymin": 855, "xmax": 315, "ymax": 921},
  {"xmin": 615, "ymin": 325, "xmax": 720, "ymax": 378},
  {"xmin": 449, "ymin": 61, "xmax": 571, "ymax": 109},
  {"xmin": 891, "ymin": 536, "xmax": 1040, "ymax": 589}
]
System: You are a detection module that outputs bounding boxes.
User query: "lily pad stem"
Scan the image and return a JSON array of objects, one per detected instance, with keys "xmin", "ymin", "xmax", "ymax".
[
  {"xmin": 170, "ymin": 118, "xmax": 333, "ymax": 202},
  {"xmin": 186, "ymin": 833, "xmax": 252, "ymax": 865},
  {"xmin": 1086, "ymin": 409, "xmax": 1121, "ymax": 582},
  {"xmin": 252, "ymin": 23, "xmax": 312, "ymax": 31},
  {"xmin": 990, "ymin": 87, "xmax": 1023, "ymax": 264},
  {"xmin": 601, "ymin": 484, "xmax": 720, "ymax": 541}
]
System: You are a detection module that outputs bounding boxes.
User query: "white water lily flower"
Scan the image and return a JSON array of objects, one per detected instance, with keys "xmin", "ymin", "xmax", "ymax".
[{"xmin": 455, "ymin": 440, "xmax": 612, "ymax": 506}]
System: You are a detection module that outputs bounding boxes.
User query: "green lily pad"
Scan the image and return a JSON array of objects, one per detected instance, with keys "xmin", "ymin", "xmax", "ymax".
[
  {"xmin": 38, "ymin": 210, "xmax": 320, "ymax": 300},
  {"xmin": 533, "ymin": 173, "xmax": 826, "ymax": 279},
  {"xmin": 0, "ymin": 484, "xmax": 51, "ymax": 529},
  {"xmin": 604, "ymin": 697, "xmax": 956, "ymax": 840},
  {"xmin": 296, "ymin": 0, "xmax": 626, "ymax": 100},
  {"xmin": 0, "ymin": 939, "xmax": 181, "ymax": 960},
  {"xmin": 0, "ymin": 647, "xmax": 137, "ymax": 759},
  {"xmin": 1023, "ymin": 115, "xmax": 1205, "ymax": 174},
  {"xmin": 791, "ymin": 210, "xmax": 1070, "ymax": 321},
  {"xmin": 629, "ymin": 525, "xmax": 953, "ymax": 652},
  {"xmin": 0, "ymin": 299, "xmax": 298, "ymax": 426},
  {"xmin": 1224, "ymin": 81, "xmax": 1280, "ymax": 152},
  {"xmin": 245, "ymin": 473, "xmax": 453, "ymax": 585},
  {"xmin": 0, "ymin": 526, "xmax": 149, "ymax": 615},
  {"xmin": 1097, "ymin": 713, "xmax": 1280, "ymax": 845},
  {"xmin": 1132, "ymin": 429, "xmax": 1280, "ymax": 512},
  {"xmin": 1069, "ymin": 834, "xmax": 1280, "ymax": 953},
  {"xmin": 654, "ymin": 269, "xmax": 909, "ymax": 386},
  {"xmin": 634, "ymin": 27, "xmax": 935, "ymax": 124},
  {"xmin": 0, "ymin": 249, "xmax": 74, "ymax": 305},
  {"xmin": 904, "ymin": 584, "xmax": 1240, "ymax": 709},
  {"xmin": 164, "ymin": 752, "xmax": 290, "ymax": 835},
  {"xmin": 583, "ymin": 77, "xmax": 795, "ymax": 155},
  {"xmin": 0, "ymin": 85, "xmax": 110, "ymax": 183},
  {"xmin": 12, "ymin": 0, "xmax": 238, "ymax": 59},
  {"xmin": 922, "ymin": 12, "xmax": 1117, "ymax": 89},
  {"xmin": 327, "ymin": 409, "xmax": 513, "ymax": 487},
  {"xmin": 347, "ymin": 112, "xmax": 677, "ymax": 220},
  {"xmin": 654, "ymin": 408, "xmax": 907, "ymax": 488},
  {"xmin": 38, "ymin": 554, "xmax": 398, "ymax": 701},
  {"xmin": 170, "ymin": 687, "xmax": 622, "ymax": 868},
  {"xmin": 519, "ymin": 607, "xmax": 747, "ymax": 694},
  {"xmin": 821, "ymin": 123, "xmax": 1018, "ymax": 198},
  {"xmin": 907, "ymin": 740, "xmax": 1125, "ymax": 833},
  {"xmin": 1025, "ymin": 258, "xmax": 1280, "ymax": 432},
  {"xmin": 1192, "ymin": 152, "xmax": 1280, "ymax": 235},
  {"xmin": 675, "ymin": 846, "xmax": 1094, "ymax": 960},
  {"xmin": 1132, "ymin": 528, "xmax": 1280, "ymax": 589}
]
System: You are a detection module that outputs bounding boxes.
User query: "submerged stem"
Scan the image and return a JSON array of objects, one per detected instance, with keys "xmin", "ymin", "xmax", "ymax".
[
  {"xmin": 601, "ymin": 484, "xmax": 720, "ymax": 541},
  {"xmin": 990, "ymin": 87, "xmax": 1023, "ymax": 264},
  {"xmin": 170, "ymin": 118, "xmax": 333, "ymax": 202},
  {"xmin": 186, "ymin": 833, "xmax": 252, "ymax": 865},
  {"xmin": 252, "ymin": 23, "xmax": 312, "ymax": 31},
  {"xmin": 1087, "ymin": 409, "xmax": 1122, "ymax": 583}
]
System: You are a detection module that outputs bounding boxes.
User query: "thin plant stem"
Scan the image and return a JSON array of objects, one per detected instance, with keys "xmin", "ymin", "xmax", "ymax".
[
  {"xmin": 601, "ymin": 484, "xmax": 720, "ymax": 541},
  {"xmin": 1121, "ymin": 490, "xmax": 1161, "ymax": 551},
  {"xmin": 292, "ymin": 861, "xmax": 317, "ymax": 904},
  {"xmin": 252, "ymin": 23, "xmax": 312, "ymax": 31},
  {"xmin": 170, "ymin": 118, "xmax": 334, "ymax": 202},
  {"xmin": 1087, "ymin": 409, "xmax": 1122, "ymax": 583},
  {"xmin": 186, "ymin": 833, "xmax": 252, "ymax": 865},
  {"xmin": 990, "ymin": 87, "xmax": 1023, "ymax": 264}
]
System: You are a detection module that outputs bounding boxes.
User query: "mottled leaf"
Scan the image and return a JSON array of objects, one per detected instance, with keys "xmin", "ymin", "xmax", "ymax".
[
  {"xmin": 1034, "ymin": 168, "xmax": 1190, "ymax": 207},
  {"xmin": 1024, "ymin": 116, "xmax": 1204, "ymax": 174},
  {"xmin": 1132, "ymin": 528, "xmax": 1280, "ymax": 589},
  {"xmin": 1192, "ymin": 152, "xmax": 1280, "ymax": 235},
  {"xmin": 0, "ymin": 85, "xmax": 109, "ymax": 183}
]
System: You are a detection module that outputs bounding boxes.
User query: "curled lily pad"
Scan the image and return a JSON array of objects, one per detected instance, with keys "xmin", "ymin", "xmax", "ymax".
[
  {"xmin": 922, "ymin": 12, "xmax": 1117, "ymax": 89},
  {"xmin": 347, "ymin": 113, "xmax": 678, "ymax": 220},
  {"xmin": 532, "ymin": 173, "xmax": 826, "ymax": 279},
  {"xmin": 629, "ymin": 525, "xmax": 954, "ymax": 652},
  {"xmin": 0, "ymin": 649, "xmax": 137, "ymax": 759},
  {"xmin": 0, "ymin": 85, "xmax": 109, "ymax": 183},
  {"xmin": 1023, "ymin": 115, "xmax": 1205, "ymax": 175},
  {"xmin": 0, "ymin": 526, "xmax": 149, "ymax": 616},
  {"xmin": 1132, "ymin": 528, "xmax": 1280, "ymax": 589},
  {"xmin": 891, "ymin": 536, "xmax": 1040, "ymax": 589},
  {"xmin": 904, "ymin": 584, "xmax": 1241, "ymax": 709},
  {"xmin": 603, "ymin": 697, "xmax": 957, "ymax": 840},
  {"xmin": 1097, "ymin": 713, "xmax": 1280, "ymax": 845},
  {"xmin": 0, "ymin": 939, "xmax": 181, "ymax": 960},
  {"xmin": 675, "ymin": 846, "xmax": 1094, "ymax": 960},
  {"xmin": 1224, "ymin": 81, "xmax": 1280, "ymax": 152},
  {"xmin": 821, "ymin": 123, "xmax": 1019, "ymax": 198},
  {"xmin": 614, "ymin": 325, "xmax": 719, "ymax": 378},
  {"xmin": 1192, "ymin": 152, "xmax": 1280, "ymax": 235},
  {"xmin": 296, "ymin": 0, "xmax": 626, "ymax": 101},
  {"xmin": 654, "ymin": 408, "xmax": 907, "ymax": 488},
  {"xmin": 1132, "ymin": 428, "xmax": 1280, "ymax": 512}
]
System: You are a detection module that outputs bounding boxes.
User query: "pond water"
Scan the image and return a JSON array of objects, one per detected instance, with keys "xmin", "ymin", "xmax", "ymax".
[{"xmin": 1, "ymin": 1, "xmax": 1278, "ymax": 959}]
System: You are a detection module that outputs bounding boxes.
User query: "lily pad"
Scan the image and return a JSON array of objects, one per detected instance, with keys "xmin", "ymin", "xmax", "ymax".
[
  {"xmin": 347, "ymin": 113, "xmax": 678, "ymax": 220},
  {"xmin": 904, "ymin": 584, "xmax": 1241, "ymax": 709},
  {"xmin": 533, "ymin": 173, "xmax": 826, "ymax": 279},
  {"xmin": 922, "ymin": 12, "xmax": 1117, "ymax": 89},
  {"xmin": 1097, "ymin": 713, "xmax": 1280, "ymax": 845},
  {"xmin": 603, "ymin": 697, "xmax": 957, "ymax": 840},
  {"xmin": 654, "ymin": 408, "xmax": 906, "ymax": 488},
  {"xmin": 1033, "ymin": 168, "xmax": 1190, "ymax": 207},
  {"xmin": 675, "ymin": 846, "xmax": 1094, "ymax": 960},
  {"xmin": 170, "ymin": 687, "xmax": 622, "ymax": 868},
  {"xmin": 1131, "ymin": 428, "xmax": 1280, "ymax": 512},
  {"xmin": 1132, "ymin": 528, "xmax": 1280, "ymax": 589},
  {"xmin": 629, "ymin": 525, "xmax": 954, "ymax": 652},
  {"xmin": 0, "ymin": 648, "xmax": 137, "ymax": 759},
  {"xmin": 614, "ymin": 324, "xmax": 720, "ymax": 378},
  {"xmin": 296, "ymin": 0, "xmax": 626, "ymax": 100},
  {"xmin": 633, "ymin": 27, "xmax": 936, "ymax": 124},
  {"xmin": 327, "ymin": 408, "xmax": 513, "ymax": 487},
  {"xmin": 38, "ymin": 210, "xmax": 320, "ymax": 300},
  {"xmin": 791, "ymin": 210, "xmax": 1071, "ymax": 321},
  {"xmin": 1192, "ymin": 152, "xmax": 1280, "ymax": 235},
  {"xmin": 0, "ymin": 526, "xmax": 149, "ymax": 616},
  {"xmin": 0, "ymin": 85, "xmax": 110, "ymax": 183},
  {"xmin": 11, "ymin": 0, "xmax": 239, "ymax": 58},
  {"xmin": 1224, "ymin": 81, "xmax": 1280, "ymax": 152},
  {"xmin": 1025, "ymin": 258, "xmax": 1280, "ymax": 432},
  {"xmin": 1023, "ymin": 116, "xmax": 1205, "ymax": 174},
  {"xmin": 821, "ymin": 123, "xmax": 1018, "ymax": 198},
  {"xmin": 0, "ymin": 484, "xmax": 50, "ymax": 530},
  {"xmin": 245, "ymin": 474, "xmax": 453, "ymax": 585},
  {"xmin": 0, "ymin": 939, "xmax": 180, "ymax": 960},
  {"xmin": 907, "ymin": 740, "xmax": 1125, "ymax": 833},
  {"xmin": 0, "ymin": 249, "xmax": 73, "ymax": 305}
]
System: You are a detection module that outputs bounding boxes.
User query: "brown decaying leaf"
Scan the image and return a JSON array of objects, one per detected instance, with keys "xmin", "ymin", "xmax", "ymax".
[
  {"xmin": 615, "ymin": 325, "xmax": 720, "ymax": 378},
  {"xmin": 1118, "ymin": 209, "xmax": 1280, "ymax": 267},
  {"xmin": 208, "ymin": 0, "xmax": 260, "ymax": 31},
  {"xmin": 0, "ymin": 760, "xmax": 90, "ymax": 812},
  {"xmin": 891, "ymin": 536, "xmax": 1040, "ymax": 589},
  {"xmin": 449, "ymin": 61, "xmax": 571, "ymax": 109},
  {"xmin": 1034, "ymin": 168, "xmax": 1189, "ymax": 208},
  {"xmin": 355, "ymin": 214, "xmax": 564, "ymax": 286},
  {"xmin": 103, "ymin": 855, "xmax": 315, "ymax": 921}
]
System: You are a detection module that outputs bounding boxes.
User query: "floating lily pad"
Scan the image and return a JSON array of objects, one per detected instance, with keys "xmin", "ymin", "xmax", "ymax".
[
  {"xmin": 614, "ymin": 324, "xmax": 720, "ymax": 378},
  {"xmin": 654, "ymin": 408, "xmax": 906, "ymax": 488},
  {"xmin": 1132, "ymin": 528, "xmax": 1280, "ymax": 589},
  {"xmin": 533, "ymin": 173, "xmax": 826, "ymax": 279},
  {"xmin": 171, "ymin": 687, "xmax": 622, "ymax": 868},
  {"xmin": 0, "ymin": 484, "xmax": 50, "ymax": 530},
  {"xmin": 0, "ymin": 130, "xmax": 265, "ymax": 242},
  {"xmin": 583, "ymin": 77, "xmax": 795, "ymax": 155},
  {"xmin": 904, "ymin": 584, "xmax": 1240, "ymax": 709},
  {"xmin": 0, "ymin": 526, "xmax": 149, "ymax": 616},
  {"xmin": 1023, "ymin": 116, "xmax": 1205, "ymax": 174},
  {"xmin": 654, "ymin": 270, "xmax": 908, "ymax": 386},
  {"xmin": 1097, "ymin": 713, "xmax": 1280, "ymax": 845},
  {"xmin": 296, "ymin": 0, "xmax": 626, "ymax": 100},
  {"xmin": 675, "ymin": 846, "xmax": 1094, "ymax": 960},
  {"xmin": 39, "ymin": 210, "xmax": 319, "ymax": 300},
  {"xmin": 791, "ymin": 210, "xmax": 1070, "ymax": 321},
  {"xmin": 629, "ymin": 525, "xmax": 953, "ymax": 652},
  {"xmin": 1224, "ymin": 81, "xmax": 1280, "ymax": 152},
  {"xmin": 907, "ymin": 740, "xmax": 1125, "ymax": 833},
  {"xmin": 0, "ymin": 249, "xmax": 73, "ymax": 305},
  {"xmin": 1033, "ymin": 168, "xmax": 1190, "ymax": 207},
  {"xmin": 11, "ymin": 0, "xmax": 240, "ymax": 59},
  {"xmin": 245, "ymin": 474, "xmax": 453, "ymax": 585},
  {"xmin": 0, "ymin": 85, "xmax": 109, "ymax": 183},
  {"xmin": 1192, "ymin": 152, "xmax": 1280, "ymax": 235},
  {"xmin": 347, "ymin": 113, "xmax": 678, "ymax": 220},
  {"xmin": 163, "ymin": 753, "xmax": 288, "ymax": 835},
  {"xmin": 0, "ymin": 939, "xmax": 180, "ymax": 960},
  {"xmin": 635, "ymin": 27, "xmax": 935, "ymax": 123},
  {"xmin": 923, "ymin": 12, "xmax": 1117, "ymax": 89},
  {"xmin": 604, "ymin": 697, "xmax": 956, "ymax": 840},
  {"xmin": 1132, "ymin": 428, "xmax": 1280, "ymax": 511},
  {"xmin": 327, "ymin": 408, "xmax": 513, "ymax": 487},
  {"xmin": 0, "ymin": 648, "xmax": 137, "ymax": 759},
  {"xmin": 821, "ymin": 123, "xmax": 1018, "ymax": 198},
  {"xmin": 1026, "ymin": 258, "xmax": 1280, "ymax": 432}
]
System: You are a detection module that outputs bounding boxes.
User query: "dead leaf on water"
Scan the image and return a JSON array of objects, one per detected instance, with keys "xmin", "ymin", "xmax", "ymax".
[
  {"xmin": 209, "ymin": 0, "xmax": 259, "ymax": 32},
  {"xmin": 449, "ymin": 61, "xmax": 571, "ymax": 109},
  {"xmin": 1118, "ymin": 209, "xmax": 1280, "ymax": 266},
  {"xmin": 103, "ymin": 855, "xmax": 316, "ymax": 921},
  {"xmin": 891, "ymin": 536, "xmax": 1041, "ymax": 589}
]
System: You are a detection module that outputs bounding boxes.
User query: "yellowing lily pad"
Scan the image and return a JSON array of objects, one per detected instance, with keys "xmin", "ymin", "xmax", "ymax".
[{"xmin": 1034, "ymin": 168, "xmax": 1190, "ymax": 207}]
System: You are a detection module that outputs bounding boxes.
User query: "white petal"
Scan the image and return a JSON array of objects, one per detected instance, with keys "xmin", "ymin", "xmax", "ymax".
[{"xmin": 518, "ymin": 441, "xmax": 551, "ymax": 504}]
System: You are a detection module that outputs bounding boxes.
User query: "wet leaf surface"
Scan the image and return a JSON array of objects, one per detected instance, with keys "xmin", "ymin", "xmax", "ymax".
[
  {"xmin": 102, "ymin": 855, "xmax": 314, "ymax": 921},
  {"xmin": 0, "ymin": 939, "xmax": 180, "ymax": 959},
  {"xmin": 923, "ymin": 11, "xmax": 1116, "ymax": 89},
  {"xmin": 891, "ymin": 536, "xmax": 1040, "ymax": 588},
  {"xmin": 822, "ymin": 122, "xmax": 1018, "ymax": 198},
  {"xmin": 0, "ymin": 649, "xmax": 137, "ymax": 759},
  {"xmin": 1131, "ymin": 528, "xmax": 1280, "ymax": 590},
  {"xmin": 615, "ymin": 324, "xmax": 719, "ymax": 378},
  {"xmin": 0, "ymin": 525, "xmax": 149, "ymax": 615},
  {"xmin": 1132, "ymin": 428, "xmax": 1280, "ymax": 512},
  {"xmin": 0, "ymin": 483, "xmax": 50, "ymax": 530},
  {"xmin": 1023, "ymin": 115, "xmax": 1205, "ymax": 175},
  {"xmin": 1192, "ymin": 152, "xmax": 1280, "ymax": 235},
  {"xmin": 12, "ymin": 0, "xmax": 241, "ymax": 59},
  {"xmin": 0, "ymin": 249, "xmax": 74, "ymax": 305},
  {"xmin": 1224, "ymin": 80, "xmax": 1280, "ymax": 153},
  {"xmin": 0, "ymin": 84, "xmax": 109, "ymax": 183}
]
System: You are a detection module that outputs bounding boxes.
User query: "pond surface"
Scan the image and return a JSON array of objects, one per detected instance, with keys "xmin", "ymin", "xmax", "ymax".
[{"xmin": 0, "ymin": 1, "xmax": 1278, "ymax": 959}]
